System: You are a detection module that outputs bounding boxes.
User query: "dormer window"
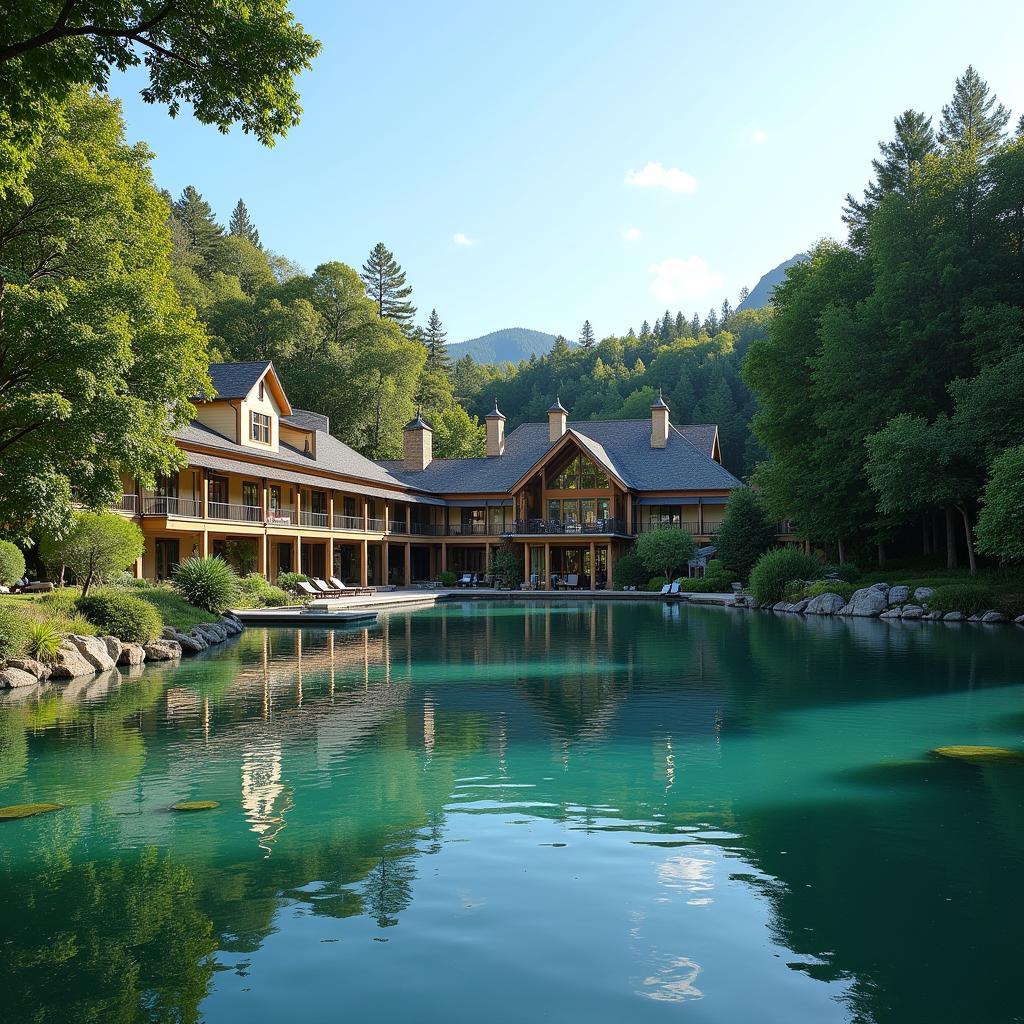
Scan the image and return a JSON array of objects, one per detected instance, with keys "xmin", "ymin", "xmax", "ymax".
[{"xmin": 251, "ymin": 411, "xmax": 271, "ymax": 444}]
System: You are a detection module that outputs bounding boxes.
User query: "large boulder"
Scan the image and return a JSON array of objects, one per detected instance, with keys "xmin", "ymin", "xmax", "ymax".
[
  {"xmin": 791, "ymin": 598, "xmax": 810, "ymax": 614},
  {"xmin": 1015, "ymin": 614, "xmax": 1024, "ymax": 625},
  {"xmin": 840, "ymin": 587, "xmax": 889, "ymax": 617},
  {"xmin": 5, "ymin": 657, "xmax": 51, "ymax": 681},
  {"xmin": 943, "ymin": 611, "xmax": 964, "ymax": 622},
  {"xmin": 804, "ymin": 593, "xmax": 846, "ymax": 616},
  {"xmin": 194, "ymin": 623, "xmax": 227, "ymax": 644},
  {"xmin": 0, "ymin": 666, "xmax": 39, "ymax": 688},
  {"xmin": 887, "ymin": 585, "xmax": 910, "ymax": 606},
  {"xmin": 914, "ymin": 587, "xmax": 935, "ymax": 603},
  {"xmin": 143, "ymin": 639, "xmax": 182, "ymax": 661},
  {"xmin": 100, "ymin": 636, "xmax": 122, "ymax": 664},
  {"xmin": 50, "ymin": 641, "xmax": 98, "ymax": 679},
  {"xmin": 118, "ymin": 643, "xmax": 146, "ymax": 666},
  {"xmin": 900, "ymin": 604, "xmax": 924, "ymax": 620},
  {"xmin": 870, "ymin": 582, "xmax": 890, "ymax": 592},
  {"xmin": 879, "ymin": 608, "xmax": 901, "ymax": 619},
  {"xmin": 981, "ymin": 611, "xmax": 1008, "ymax": 624},
  {"xmin": 66, "ymin": 634, "xmax": 116, "ymax": 672},
  {"xmin": 221, "ymin": 615, "xmax": 243, "ymax": 635},
  {"xmin": 166, "ymin": 629, "xmax": 206, "ymax": 655},
  {"xmin": 925, "ymin": 611, "xmax": 943, "ymax": 620}
]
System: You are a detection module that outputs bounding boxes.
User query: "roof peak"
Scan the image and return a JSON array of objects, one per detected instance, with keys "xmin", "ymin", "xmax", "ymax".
[
  {"xmin": 548, "ymin": 396, "xmax": 568, "ymax": 414},
  {"xmin": 404, "ymin": 406, "xmax": 433, "ymax": 431},
  {"xmin": 485, "ymin": 397, "xmax": 505, "ymax": 420}
]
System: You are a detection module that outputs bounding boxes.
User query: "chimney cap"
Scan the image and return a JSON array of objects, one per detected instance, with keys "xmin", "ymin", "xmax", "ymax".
[
  {"xmin": 548, "ymin": 396, "xmax": 568, "ymax": 414},
  {"xmin": 650, "ymin": 387, "xmax": 669, "ymax": 410},
  {"xmin": 404, "ymin": 406, "xmax": 433, "ymax": 432},
  {"xmin": 485, "ymin": 398, "xmax": 505, "ymax": 420}
]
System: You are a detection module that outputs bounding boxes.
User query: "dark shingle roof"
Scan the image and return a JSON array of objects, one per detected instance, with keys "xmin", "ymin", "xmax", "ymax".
[
  {"xmin": 674, "ymin": 424, "xmax": 718, "ymax": 458},
  {"xmin": 207, "ymin": 361, "xmax": 273, "ymax": 399},
  {"xmin": 283, "ymin": 408, "xmax": 330, "ymax": 433},
  {"xmin": 379, "ymin": 419, "xmax": 741, "ymax": 493}
]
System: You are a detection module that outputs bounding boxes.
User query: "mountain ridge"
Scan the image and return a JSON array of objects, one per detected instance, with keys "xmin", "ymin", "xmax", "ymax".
[{"xmin": 449, "ymin": 327, "xmax": 558, "ymax": 364}]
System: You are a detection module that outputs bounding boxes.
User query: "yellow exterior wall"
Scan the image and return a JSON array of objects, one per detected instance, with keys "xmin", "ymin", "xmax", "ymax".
[
  {"xmin": 239, "ymin": 385, "xmax": 282, "ymax": 453},
  {"xmin": 194, "ymin": 401, "xmax": 237, "ymax": 441}
]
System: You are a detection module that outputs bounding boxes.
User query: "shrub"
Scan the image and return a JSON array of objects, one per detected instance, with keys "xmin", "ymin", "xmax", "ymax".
[
  {"xmin": 238, "ymin": 573, "xmax": 291, "ymax": 608},
  {"xmin": 40, "ymin": 511, "xmax": 145, "ymax": 595},
  {"xmin": 928, "ymin": 584, "xmax": 996, "ymax": 616},
  {"xmin": 798, "ymin": 579, "xmax": 857, "ymax": 602},
  {"xmin": 276, "ymin": 572, "xmax": 309, "ymax": 592},
  {"xmin": 27, "ymin": 621, "xmax": 63, "ymax": 662},
  {"xmin": 38, "ymin": 588, "xmax": 81, "ymax": 617},
  {"xmin": 437, "ymin": 570, "xmax": 457, "ymax": 586},
  {"xmin": 992, "ymin": 592, "xmax": 1024, "ymax": 619},
  {"xmin": 0, "ymin": 541, "xmax": 26, "ymax": 586},
  {"xmin": 645, "ymin": 576, "xmax": 668, "ymax": 592},
  {"xmin": 826, "ymin": 563, "xmax": 861, "ymax": 583},
  {"xmin": 76, "ymin": 591, "xmax": 163, "ymax": 644},
  {"xmin": 714, "ymin": 489, "xmax": 776, "ymax": 581},
  {"xmin": 259, "ymin": 585, "xmax": 291, "ymax": 607},
  {"xmin": 749, "ymin": 548, "xmax": 824, "ymax": 605},
  {"xmin": 490, "ymin": 541, "xmax": 524, "ymax": 588},
  {"xmin": 684, "ymin": 574, "xmax": 732, "ymax": 593},
  {"xmin": 612, "ymin": 552, "xmax": 648, "ymax": 589},
  {"xmin": 134, "ymin": 585, "xmax": 218, "ymax": 631},
  {"xmin": 172, "ymin": 557, "xmax": 239, "ymax": 614},
  {"xmin": 0, "ymin": 607, "xmax": 31, "ymax": 658},
  {"xmin": 635, "ymin": 528, "xmax": 695, "ymax": 581}
]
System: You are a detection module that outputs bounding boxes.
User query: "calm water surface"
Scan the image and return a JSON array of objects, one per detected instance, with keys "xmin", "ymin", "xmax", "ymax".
[{"xmin": 1, "ymin": 601, "xmax": 1022, "ymax": 1024}]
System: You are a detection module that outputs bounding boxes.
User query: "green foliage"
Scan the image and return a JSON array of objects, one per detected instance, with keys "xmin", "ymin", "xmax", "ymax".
[
  {"xmin": 612, "ymin": 552, "xmax": 648, "ymax": 589},
  {"xmin": 361, "ymin": 242, "xmax": 416, "ymax": 329},
  {"xmin": 438, "ymin": 571, "xmax": 458, "ymax": 586},
  {"xmin": 132, "ymin": 586, "xmax": 218, "ymax": 631},
  {"xmin": 489, "ymin": 543, "xmax": 523, "ymax": 589},
  {"xmin": 827, "ymin": 563, "xmax": 862, "ymax": 583},
  {"xmin": 798, "ymin": 579, "xmax": 858, "ymax": 602},
  {"xmin": 0, "ymin": 1, "xmax": 321, "ymax": 197},
  {"xmin": 714, "ymin": 489, "xmax": 776, "ymax": 580},
  {"xmin": 26, "ymin": 620, "xmax": 62, "ymax": 663},
  {"xmin": 748, "ymin": 548, "xmax": 824, "ymax": 605},
  {"xmin": 276, "ymin": 572, "xmax": 309, "ymax": 591},
  {"xmin": 976, "ymin": 446, "xmax": 1024, "ymax": 563},
  {"xmin": 0, "ymin": 607, "xmax": 31, "ymax": 658},
  {"xmin": 0, "ymin": 541, "xmax": 26, "ymax": 586},
  {"xmin": 645, "ymin": 576, "xmax": 668, "ymax": 592},
  {"xmin": 76, "ymin": 591, "xmax": 163, "ymax": 644},
  {"xmin": 432, "ymin": 404, "xmax": 487, "ymax": 458},
  {"xmin": 41, "ymin": 511, "xmax": 145, "ymax": 596},
  {"xmin": 171, "ymin": 557, "xmax": 239, "ymax": 614},
  {"xmin": 237, "ymin": 574, "xmax": 290, "ymax": 608},
  {"xmin": 221, "ymin": 540, "xmax": 258, "ymax": 576},
  {"xmin": 634, "ymin": 528, "xmax": 695, "ymax": 582},
  {"xmin": 927, "ymin": 584, "xmax": 996, "ymax": 615}
]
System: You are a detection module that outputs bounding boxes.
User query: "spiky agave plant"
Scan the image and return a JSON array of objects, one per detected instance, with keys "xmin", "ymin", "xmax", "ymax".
[{"xmin": 171, "ymin": 557, "xmax": 240, "ymax": 614}]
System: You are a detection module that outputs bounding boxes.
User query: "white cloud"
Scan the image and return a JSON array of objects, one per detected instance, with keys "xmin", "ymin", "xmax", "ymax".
[
  {"xmin": 623, "ymin": 227, "xmax": 642, "ymax": 241},
  {"xmin": 624, "ymin": 162, "xmax": 697, "ymax": 194},
  {"xmin": 648, "ymin": 256, "xmax": 724, "ymax": 302},
  {"xmin": 453, "ymin": 232, "xmax": 476, "ymax": 246},
  {"xmin": 750, "ymin": 129, "xmax": 768, "ymax": 144}
]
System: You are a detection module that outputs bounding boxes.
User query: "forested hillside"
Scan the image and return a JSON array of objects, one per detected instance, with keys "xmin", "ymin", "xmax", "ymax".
[
  {"xmin": 454, "ymin": 310, "xmax": 770, "ymax": 478},
  {"xmin": 448, "ymin": 328, "xmax": 557, "ymax": 364},
  {"xmin": 744, "ymin": 66, "xmax": 1024, "ymax": 570}
]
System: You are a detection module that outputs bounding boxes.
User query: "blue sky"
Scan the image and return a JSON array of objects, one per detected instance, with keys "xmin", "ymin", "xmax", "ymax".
[{"xmin": 110, "ymin": 0, "xmax": 1024, "ymax": 343}]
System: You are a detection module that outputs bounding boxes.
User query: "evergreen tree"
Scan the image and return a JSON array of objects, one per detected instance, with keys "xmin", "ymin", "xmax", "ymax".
[
  {"xmin": 704, "ymin": 308, "xmax": 719, "ymax": 334},
  {"xmin": 172, "ymin": 186, "xmax": 224, "ymax": 263},
  {"xmin": 738, "ymin": 285, "xmax": 750, "ymax": 304},
  {"xmin": 691, "ymin": 312, "xmax": 701, "ymax": 336},
  {"xmin": 715, "ymin": 489, "xmax": 777, "ymax": 581},
  {"xmin": 640, "ymin": 320, "xmax": 651, "ymax": 339},
  {"xmin": 652, "ymin": 315, "xmax": 662, "ymax": 337},
  {"xmin": 720, "ymin": 299, "xmax": 733, "ymax": 324},
  {"xmin": 423, "ymin": 309, "xmax": 451, "ymax": 373},
  {"xmin": 659, "ymin": 309, "xmax": 673, "ymax": 341},
  {"xmin": 228, "ymin": 198, "xmax": 260, "ymax": 248},
  {"xmin": 361, "ymin": 242, "xmax": 416, "ymax": 329},
  {"xmin": 579, "ymin": 319, "xmax": 596, "ymax": 349},
  {"xmin": 938, "ymin": 65, "xmax": 1010, "ymax": 158},
  {"xmin": 675, "ymin": 311, "xmax": 688, "ymax": 338},
  {"xmin": 843, "ymin": 109, "xmax": 937, "ymax": 246}
]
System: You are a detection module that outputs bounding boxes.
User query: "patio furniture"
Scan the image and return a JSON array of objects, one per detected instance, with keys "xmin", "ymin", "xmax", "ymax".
[
  {"xmin": 456, "ymin": 572, "xmax": 475, "ymax": 587},
  {"xmin": 329, "ymin": 576, "xmax": 375, "ymax": 596},
  {"xmin": 296, "ymin": 580, "xmax": 327, "ymax": 598},
  {"xmin": 660, "ymin": 582, "xmax": 672, "ymax": 595},
  {"xmin": 669, "ymin": 581, "xmax": 681, "ymax": 596},
  {"xmin": 562, "ymin": 573, "xmax": 580, "ymax": 590}
]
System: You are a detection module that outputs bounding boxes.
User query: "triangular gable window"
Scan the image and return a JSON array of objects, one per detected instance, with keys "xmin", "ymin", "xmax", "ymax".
[{"xmin": 548, "ymin": 451, "xmax": 610, "ymax": 490}]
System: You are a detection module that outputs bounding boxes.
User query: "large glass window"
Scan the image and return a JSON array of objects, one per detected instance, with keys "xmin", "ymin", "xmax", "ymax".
[
  {"xmin": 545, "ymin": 497, "xmax": 611, "ymax": 525},
  {"xmin": 549, "ymin": 453, "xmax": 609, "ymax": 490}
]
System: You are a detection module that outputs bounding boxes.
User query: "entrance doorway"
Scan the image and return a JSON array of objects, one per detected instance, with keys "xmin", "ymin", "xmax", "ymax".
[{"xmin": 155, "ymin": 538, "xmax": 180, "ymax": 581}]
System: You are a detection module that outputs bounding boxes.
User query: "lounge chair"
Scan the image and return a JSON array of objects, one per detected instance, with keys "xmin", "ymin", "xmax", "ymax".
[
  {"xmin": 456, "ymin": 572, "xmax": 474, "ymax": 587},
  {"xmin": 296, "ymin": 580, "xmax": 325, "ymax": 598},
  {"xmin": 660, "ymin": 582, "xmax": 672, "ymax": 595},
  {"xmin": 329, "ymin": 576, "xmax": 375, "ymax": 596},
  {"xmin": 669, "ymin": 581, "xmax": 681, "ymax": 596},
  {"xmin": 563, "ymin": 573, "xmax": 580, "ymax": 590}
]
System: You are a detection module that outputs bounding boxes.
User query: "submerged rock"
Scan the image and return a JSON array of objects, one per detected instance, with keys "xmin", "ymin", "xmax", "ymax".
[
  {"xmin": 933, "ymin": 745, "xmax": 1024, "ymax": 764},
  {"xmin": 171, "ymin": 800, "xmax": 220, "ymax": 811},
  {"xmin": 0, "ymin": 803, "xmax": 62, "ymax": 820}
]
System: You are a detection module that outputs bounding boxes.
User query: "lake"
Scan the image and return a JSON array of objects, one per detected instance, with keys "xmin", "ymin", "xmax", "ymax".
[{"xmin": 1, "ymin": 601, "xmax": 1022, "ymax": 1024}]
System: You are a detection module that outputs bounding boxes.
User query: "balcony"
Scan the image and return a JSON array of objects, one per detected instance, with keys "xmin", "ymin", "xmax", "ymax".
[
  {"xmin": 387, "ymin": 519, "xmax": 408, "ymax": 534},
  {"xmin": 446, "ymin": 522, "xmax": 489, "ymax": 537},
  {"xmin": 367, "ymin": 517, "xmax": 386, "ymax": 532},
  {"xmin": 208, "ymin": 501, "xmax": 262, "ymax": 523},
  {"xmin": 113, "ymin": 494, "xmax": 138, "ymax": 514},
  {"xmin": 505, "ymin": 518, "xmax": 627, "ymax": 537},
  {"xmin": 333, "ymin": 514, "xmax": 364, "ymax": 531},
  {"xmin": 636, "ymin": 520, "xmax": 722, "ymax": 536},
  {"xmin": 141, "ymin": 496, "xmax": 202, "ymax": 518},
  {"xmin": 299, "ymin": 510, "xmax": 329, "ymax": 528},
  {"xmin": 409, "ymin": 523, "xmax": 444, "ymax": 536}
]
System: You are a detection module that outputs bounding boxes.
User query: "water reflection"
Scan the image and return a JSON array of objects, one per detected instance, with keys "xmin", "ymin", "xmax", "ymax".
[{"xmin": 0, "ymin": 602, "xmax": 1021, "ymax": 1024}]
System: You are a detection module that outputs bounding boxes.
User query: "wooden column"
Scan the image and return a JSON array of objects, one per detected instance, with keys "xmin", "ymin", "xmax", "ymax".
[
  {"xmin": 294, "ymin": 535, "xmax": 301, "ymax": 574},
  {"xmin": 524, "ymin": 544, "xmax": 531, "ymax": 586},
  {"xmin": 589, "ymin": 541, "xmax": 596, "ymax": 589},
  {"xmin": 485, "ymin": 541, "xmax": 491, "ymax": 580},
  {"xmin": 544, "ymin": 542, "xmax": 551, "ymax": 590},
  {"xmin": 606, "ymin": 542, "xmax": 613, "ymax": 587},
  {"xmin": 201, "ymin": 474, "xmax": 209, "ymax": 519},
  {"xmin": 328, "ymin": 536, "xmax": 335, "ymax": 580},
  {"xmin": 258, "ymin": 532, "xmax": 268, "ymax": 577},
  {"xmin": 383, "ymin": 540, "xmax": 389, "ymax": 586},
  {"xmin": 201, "ymin": 530, "xmax": 209, "ymax": 557},
  {"xmin": 360, "ymin": 538, "xmax": 368, "ymax": 587},
  {"xmin": 440, "ymin": 543, "xmax": 447, "ymax": 573},
  {"xmin": 328, "ymin": 492, "xmax": 335, "ymax": 531},
  {"xmin": 404, "ymin": 542, "xmax": 411, "ymax": 585},
  {"xmin": 363, "ymin": 499, "xmax": 369, "ymax": 531}
]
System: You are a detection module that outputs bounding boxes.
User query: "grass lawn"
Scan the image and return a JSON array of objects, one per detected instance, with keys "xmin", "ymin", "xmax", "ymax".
[{"xmin": 133, "ymin": 587, "xmax": 219, "ymax": 631}]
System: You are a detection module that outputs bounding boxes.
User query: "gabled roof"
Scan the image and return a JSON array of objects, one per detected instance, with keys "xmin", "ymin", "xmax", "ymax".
[
  {"xmin": 674, "ymin": 423, "xmax": 718, "ymax": 460},
  {"xmin": 207, "ymin": 360, "xmax": 292, "ymax": 414},
  {"xmin": 379, "ymin": 418, "xmax": 742, "ymax": 494}
]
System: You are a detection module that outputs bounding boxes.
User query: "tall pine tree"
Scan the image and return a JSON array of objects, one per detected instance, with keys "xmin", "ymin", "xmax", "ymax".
[
  {"xmin": 579, "ymin": 320, "xmax": 596, "ymax": 348},
  {"xmin": 229, "ymin": 198, "xmax": 260, "ymax": 247},
  {"xmin": 691, "ymin": 312, "xmax": 701, "ymax": 336},
  {"xmin": 172, "ymin": 185, "xmax": 223, "ymax": 264},
  {"xmin": 938, "ymin": 65, "xmax": 1010, "ymax": 158},
  {"xmin": 361, "ymin": 242, "xmax": 416, "ymax": 329},
  {"xmin": 423, "ymin": 309, "xmax": 451, "ymax": 373}
]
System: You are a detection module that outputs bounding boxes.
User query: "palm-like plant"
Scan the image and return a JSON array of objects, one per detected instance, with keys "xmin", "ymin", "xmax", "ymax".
[{"xmin": 171, "ymin": 557, "xmax": 239, "ymax": 614}]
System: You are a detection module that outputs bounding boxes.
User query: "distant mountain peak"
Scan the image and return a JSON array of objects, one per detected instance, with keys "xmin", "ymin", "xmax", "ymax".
[
  {"xmin": 449, "ymin": 327, "xmax": 559, "ymax": 365},
  {"xmin": 738, "ymin": 253, "xmax": 808, "ymax": 311}
]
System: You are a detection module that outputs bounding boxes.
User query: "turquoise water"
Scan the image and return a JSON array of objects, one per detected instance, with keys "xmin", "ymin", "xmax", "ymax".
[{"xmin": 1, "ymin": 601, "xmax": 1022, "ymax": 1024}]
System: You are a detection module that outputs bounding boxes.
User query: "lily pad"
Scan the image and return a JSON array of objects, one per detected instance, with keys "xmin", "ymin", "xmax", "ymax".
[
  {"xmin": 0, "ymin": 803, "xmax": 63, "ymax": 820},
  {"xmin": 932, "ymin": 745, "xmax": 1024, "ymax": 764},
  {"xmin": 171, "ymin": 800, "xmax": 220, "ymax": 812}
]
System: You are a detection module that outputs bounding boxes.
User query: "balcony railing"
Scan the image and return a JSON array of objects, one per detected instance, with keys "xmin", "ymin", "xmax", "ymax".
[
  {"xmin": 113, "ymin": 494, "xmax": 138, "ymax": 514},
  {"xmin": 299, "ymin": 510, "xmax": 329, "ymax": 528},
  {"xmin": 505, "ymin": 517, "xmax": 627, "ymax": 536},
  {"xmin": 366, "ymin": 517, "xmax": 385, "ymax": 532},
  {"xmin": 446, "ymin": 522, "xmax": 490, "ymax": 536},
  {"xmin": 636, "ymin": 520, "xmax": 723, "ymax": 536},
  {"xmin": 208, "ymin": 501, "xmax": 262, "ymax": 523},
  {"xmin": 333, "ymin": 514, "xmax": 364, "ymax": 531},
  {"xmin": 142, "ymin": 495, "xmax": 202, "ymax": 518},
  {"xmin": 265, "ymin": 507, "xmax": 296, "ymax": 526},
  {"xmin": 387, "ymin": 519, "xmax": 408, "ymax": 534},
  {"xmin": 409, "ymin": 523, "xmax": 444, "ymax": 536}
]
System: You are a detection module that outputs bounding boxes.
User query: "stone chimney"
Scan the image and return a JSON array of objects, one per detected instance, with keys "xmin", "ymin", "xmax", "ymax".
[
  {"xmin": 548, "ymin": 397, "xmax": 568, "ymax": 442},
  {"xmin": 403, "ymin": 409, "xmax": 433, "ymax": 471},
  {"xmin": 485, "ymin": 398, "xmax": 505, "ymax": 457},
  {"xmin": 650, "ymin": 388, "xmax": 670, "ymax": 448}
]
